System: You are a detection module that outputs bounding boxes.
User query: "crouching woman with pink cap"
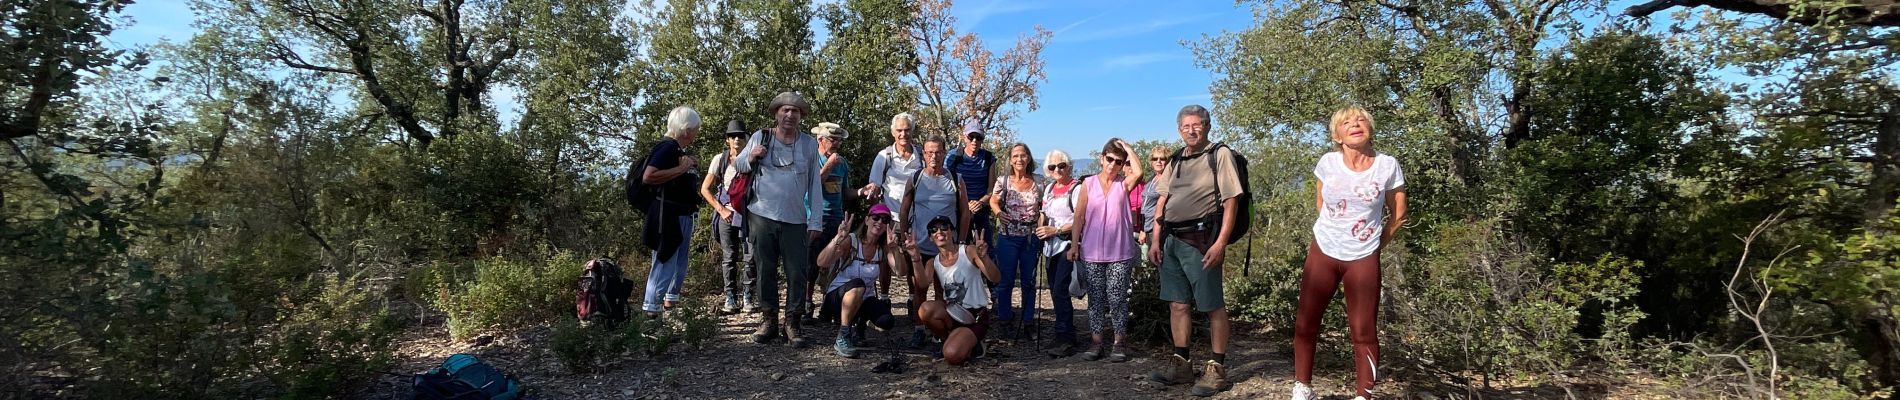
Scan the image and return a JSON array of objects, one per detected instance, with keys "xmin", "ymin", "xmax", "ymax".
[{"xmin": 814, "ymin": 204, "xmax": 905, "ymax": 358}]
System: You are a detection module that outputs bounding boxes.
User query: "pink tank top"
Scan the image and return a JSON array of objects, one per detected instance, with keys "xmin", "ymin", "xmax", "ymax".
[{"xmin": 1079, "ymin": 176, "xmax": 1135, "ymax": 263}]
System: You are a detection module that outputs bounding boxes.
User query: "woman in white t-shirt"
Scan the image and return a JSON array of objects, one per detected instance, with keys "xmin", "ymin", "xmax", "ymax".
[
  {"xmin": 907, "ymin": 216, "xmax": 999, "ymax": 366},
  {"xmin": 1289, "ymin": 107, "xmax": 1409, "ymax": 400}
]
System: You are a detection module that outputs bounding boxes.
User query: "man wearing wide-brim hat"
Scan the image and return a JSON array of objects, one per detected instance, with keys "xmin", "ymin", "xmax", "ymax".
[{"xmin": 733, "ymin": 91, "xmax": 827, "ymax": 348}]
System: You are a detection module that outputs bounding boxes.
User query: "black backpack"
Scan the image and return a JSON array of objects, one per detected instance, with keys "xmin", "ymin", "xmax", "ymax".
[
  {"xmin": 625, "ymin": 139, "xmax": 670, "ymax": 214},
  {"xmin": 575, "ymin": 258, "xmax": 632, "ymax": 325},
  {"xmin": 1169, "ymin": 143, "xmax": 1253, "ymax": 244}
]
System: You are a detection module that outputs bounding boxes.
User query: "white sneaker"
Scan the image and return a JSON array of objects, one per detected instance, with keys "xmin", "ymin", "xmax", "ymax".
[
  {"xmin": 1352, "ymin": 397, "xmax": 1369, "ymax": 400},
  {"xmin": 1289, "ymin": 381, "xmax": 1316, "ymax": 400}
]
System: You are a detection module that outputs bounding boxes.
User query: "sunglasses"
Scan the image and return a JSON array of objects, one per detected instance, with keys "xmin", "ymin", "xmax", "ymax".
[
  {"xmin": 1104, "ymin": 157, "xmax": 1128, "ymax": 166},
  {"xmin": 867, "ymin": 215, "xmax": 891, "ymax": 223},
  {"xmin": 1047, "ymin": 163, "xmax": 1071, "ymax": 171},
  {"xmin": 928, "ymin": 225, "xmax": 954, "ymax": 234},
  {"xmin": 1150, "ymin": 157, "xmax": 1167, "ymax": 162}
]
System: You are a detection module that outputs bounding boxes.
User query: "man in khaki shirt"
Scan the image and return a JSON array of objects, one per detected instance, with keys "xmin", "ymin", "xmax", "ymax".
[{"xmin": 1146, "ymin": 104, "xmax": 1240, "ymax": 397}]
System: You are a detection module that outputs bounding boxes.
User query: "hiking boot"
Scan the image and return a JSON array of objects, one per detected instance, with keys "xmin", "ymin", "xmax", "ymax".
[
  {"xmin": 1043, "ymin": 337, "xmax": 1077, "ymax": 358},
  {"xmin": 1148, "ymin": 353, "xmax": 1194, "ymax": 385},
  {"xmin": 908, "ymin": 327, "xmax": 929, "ymax": 349},
  {"xmin": 833, "ymin": 326, "xmax": 859, "ymax": 358},
  {"xmin": 783, "ymin": 316, "xmax": 809, "ymax": 348},
  {"xmin": 1289, "ymin": 381, "xmax": 1315, "ymax": 400},
  {"xmin": 1107, "ymin": 343, "xmax": 1129, "ymax": 363},
  {"xmin": 753, "ymin": 308, "xmax": 782, "ymax": 344},
  {"xmin": 742, "ymin": 293, "xmax": 759, "ymax": 314},
  {"xmin": 1079, "ymin": 340, "xmax": 1104, "ymax": 361},
  {"xmin": 1190, "ymin": 360, "xmax": 1232, "ymax": 397}
]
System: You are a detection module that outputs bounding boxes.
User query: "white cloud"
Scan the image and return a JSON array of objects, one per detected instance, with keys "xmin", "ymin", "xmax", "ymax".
[{"xmin": 1054, "ymin": 12, "xmax": 1221, "ymax": 43}]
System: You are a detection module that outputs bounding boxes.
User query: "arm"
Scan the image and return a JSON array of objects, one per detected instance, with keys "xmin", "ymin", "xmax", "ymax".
[
  {"xmin": 955, "ymin": 179, "xmax": 972, "ymax": 242},
  {"xmin": 900, "ymin": 181, "xmax": 916, "ymax": 231},
  {"xmin": 816, "ymin": 218, "xmax": 853, "ymax": 267},
  {"xmin": 806, "ymin": 146, "xmax": 826, "ymax": 233},
  {"xmin": 971, "ymin": 243, "xmax": 1000, "ymax": 283},
  {"xmin": 642, "ymin": 154, "xmax": 696, "ymax": 184},
  {"xmin": 1381, "ymin": 189, "xmax": 1408, "ymax": 246},
  {"xmin": 1315, "ymin": 181, "xmax": 1325, "ymax": 211},
  {"xmin": 863, "ymin": 151, "xmax": 887, "ymax": 196},
  {"xmin": 700, "ymin": 155, "xmax": 728, "ymax": 214},
  {"xmin": 1148, "ymin": 194, "xmax": 1168, "ymax": 265},
  {"xmin": 1068, "ymin": 180, "xmax": 1090, "ymax": 260},
  {"xmin": 734, "ymin": 134, "xmax": 761, "ymax": 174},
  {"xmin": 1201, "ymin": 196, "xmax": 1240, "ymax": 269},
  {"xmin": 1121, "ymin": 143, "xmax": 1143, "ymax": 190},
  {"xmin": 988, "ymin": 176, "xmax": 1007, "ymax": 216}
]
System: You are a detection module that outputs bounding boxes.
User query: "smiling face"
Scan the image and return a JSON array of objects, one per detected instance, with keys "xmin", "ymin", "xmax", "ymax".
[
  {"xmin": 865, "ymin": 213, "xmax": 889, "ymax": 237},
  {"xmin": 1329, "ymin": 108, "xmax": 1376, "ymax": 149},
  {"xmin": 1008, "ymin": 145, "xmax": 1033, "ymax": 175},
  {"xmin": 726, "ymin": 134, "xmax": 743, "ymax": 151},
  {"xmin": 928, "ymin": 220, "xmax": 956, "ymax": 249},
  {"xmin": 890, "ymin": 118, "xmax": 913, "ymax": 148},
  {"xmin": 1149, "ymin": 146, "xmax": 1169, "ymax": 173}
]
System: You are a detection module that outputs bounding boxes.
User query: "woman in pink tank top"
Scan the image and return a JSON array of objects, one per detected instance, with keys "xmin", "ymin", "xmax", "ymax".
[{"xmin": 1067, "ymin": 138, "xmax": 1145, "ymax": 362}]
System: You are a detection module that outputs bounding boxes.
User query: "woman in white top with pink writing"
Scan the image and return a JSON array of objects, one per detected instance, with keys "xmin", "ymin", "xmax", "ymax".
[{"xmin": 1289, "ymin": 107, "xmax": 1408, "ymax": 400}]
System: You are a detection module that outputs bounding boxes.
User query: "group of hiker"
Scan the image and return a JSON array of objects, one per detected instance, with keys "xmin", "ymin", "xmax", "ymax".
[{"xmin": 631, "ymin": 91, "xmax": 1407, "ymax": 400}]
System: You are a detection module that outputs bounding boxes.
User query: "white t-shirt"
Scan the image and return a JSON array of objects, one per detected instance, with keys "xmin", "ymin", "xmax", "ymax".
[
  {"xmin": 825, "ymin": 235, "xmax": 883, "ymax": 299},
  {"xmin": 871, "ymin": 145, "xmax": 924, "ymax": 222},
  {"xmin": 1311, "ymin": 152, "xmax": 1405, "ymax": 261},
  {"xmin": 708, "ymin": 151, "xmax": 744, "ymax": 228},
  {"xmin": 932, "ymin": 245, "xmax": 990, "ymax": 324}
]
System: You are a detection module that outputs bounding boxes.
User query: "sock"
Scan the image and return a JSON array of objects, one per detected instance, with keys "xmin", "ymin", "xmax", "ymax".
[
  {"xmin": 1174, "ymin": 346, "xmax": 1190, "ymax": 360},
  {"xmin": 1211, "ymin": 352, "xmax": 1226, "ymax": 365}
]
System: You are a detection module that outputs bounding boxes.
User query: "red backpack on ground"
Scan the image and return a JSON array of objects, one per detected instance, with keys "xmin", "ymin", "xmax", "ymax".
[{"xmin": 575, "ymin": 258, "xmax": 632, "ymax": 324}]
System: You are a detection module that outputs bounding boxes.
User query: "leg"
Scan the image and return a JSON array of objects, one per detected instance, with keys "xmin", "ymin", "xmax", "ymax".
[
  {"xmin": 716, "ymin": 216, "xmax": 742, "ymax": 304},
  {"xmin": 916, "ymin": 300, "xmax": 954, "ymax": 338},
  {"xmin": 1341, "ymin": 252, "xmax": 1383, "ymax": 396},
  {"xmin": 991, "ymin": 235, "xmax": 1021, "ymax": 322},
  {"xmin": 751, "ymin": 215, "xmax": 784, "ymax": 319},
  {"xmin": 642, "ymin": 248, "xmax": 669, "ymax": 314},
  {"xmin": 942, "ymin": 327, "xmax": 980, "ymax": 366},
  {"xmin": 1293, "ymin": 243, "xmax": 1345, "ymax": 384},
  {"xmin": 839, "ymin": 287, "xmax": 865, "ymax": 328},
  {"xmin": 1019, "ymin": 239, "xmax": 1041, "ymax": 323},
  {"xmin": 1108, "ymin": 259, "xmax": 1133, "ymax": 343},
  {"xmin": 781, "ymin": 224, "xmax": 813, "ymax": 318},
  {"xmin": 1047, "ymin": 255, "xmax": 1076, "ymax": 343},
  {"xmin": 1085, "ymin": 261, "xmax": 1110, "ymax": 340},
  {"xmin": 1160, "ymin": 236, "xmax": 1196, "ymax": 349},
  {"xmin": 663, "ymin": 216, "xmax": 695, "ymax": 307}
]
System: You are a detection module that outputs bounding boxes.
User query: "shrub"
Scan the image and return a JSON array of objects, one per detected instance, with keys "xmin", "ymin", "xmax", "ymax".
[{"xmin": 439, "ymin": 252, "xmax": 586, "ymax": 340}]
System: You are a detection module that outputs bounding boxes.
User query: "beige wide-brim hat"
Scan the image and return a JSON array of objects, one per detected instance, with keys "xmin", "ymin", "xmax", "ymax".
[
  {"xmin": 767, "ymin": 91, "xmax": 811, "ymax": 116},
  {"xmin": 812, "ymin": 122, "xmax": 848, "ymax": 140}
]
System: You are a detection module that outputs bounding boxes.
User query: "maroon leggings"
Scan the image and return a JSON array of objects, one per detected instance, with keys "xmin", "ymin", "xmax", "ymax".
[{"xmin": 1293, "ymin": 242, "xmax": 1381, "ymax": 396}]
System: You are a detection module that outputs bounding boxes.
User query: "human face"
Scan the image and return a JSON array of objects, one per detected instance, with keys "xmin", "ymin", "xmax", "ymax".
[
  {"xmin": 1178, "ymin": 114, "xmax": 1208, "ymax": 149},
  {"xmin": 890, "ymin": 119, "xmax": 913, "ymax": 147},
  {"xmin": 866, "ymin": 213, "xmax": 889, "ymax": 235},
  {"xmin": 963, "ymin": 134, "xmax": 981, "ymax": 153},
  {"xmin": 726, "ymin": 134, "xmax": 743, "ymax": 151},
  {"xmin": 923, "ymin": 141, "xmax": 944, "ymax": 168},
  {"xmin": 676, "ymin": 127, "xmax": 698, "ymax": 147},
  {"xmin": 928, "ymin": 223, "xmax": 956, "ymax": 249},
  {"xmin": 1149, "ymin": 149, "xmax": 1169, "ymax": 173},
  {"xmin": 1009, "ymin": 146, "xmax": 1032, "ymax": 175},
  {"xmin": 1334, "ymin": 112, "xmax": 1372, "ymax": 148},
  {"xmin": 1102, "ymin": 153, "xmax": 1128, "ymax": 175},
  {"xmin": 775, "ymin": 105, "xmax": 803, "ymax": 132},
  {"xmin": 1047, "ymin": 160, "xmax": 1071, "ymax": 179}
]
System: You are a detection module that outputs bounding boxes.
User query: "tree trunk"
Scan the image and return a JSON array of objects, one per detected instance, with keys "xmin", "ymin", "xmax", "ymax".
[{"xmin": 1870, "ymin": 100, "xmax": 1900, "ymax": 225}]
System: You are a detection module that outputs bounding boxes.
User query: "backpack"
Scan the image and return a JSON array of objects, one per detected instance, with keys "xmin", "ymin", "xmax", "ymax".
[
  {"xmin": 411, "ymin": 354, "xmax": 524, "ymax": 400},
  {"xmin": 725, "ymin": 130, "xmax": 771, "ymax": 219},
  {"xmin": 625, "ymin": 138, "xmax": 678, "ymax": 214},
  {"xmin": 1169, "ymin": 143, "xmax": 1253, "ymax": 244},
  {"xmin": 575, "ymin": 258, "xmax": 632, "ymax": 325}
]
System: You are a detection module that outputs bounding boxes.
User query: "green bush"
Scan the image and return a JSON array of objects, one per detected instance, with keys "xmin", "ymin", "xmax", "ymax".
[
  {"xmin": 548, "ymin": 301, "xmax": 719, "ymax": 373},
  {"xmin": 438, "ymin": 252, "xmax": 586, "ymax": 340},
  {"xmin": 262, "ymin": 272, "xmax": 404, "ymax": 400}
]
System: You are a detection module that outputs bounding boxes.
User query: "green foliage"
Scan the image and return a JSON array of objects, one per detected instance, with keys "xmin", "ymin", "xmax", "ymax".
[
  {"xmin": 438, "ymin": 252, "xmax": 587, "ymax": 340},
  {"xmin": 548, "ymin": 301, "xmax": 720, "ymax": 373},
  {"xmin": 262, "ymin": 273, "xmax": 404, "ymax": 400}
]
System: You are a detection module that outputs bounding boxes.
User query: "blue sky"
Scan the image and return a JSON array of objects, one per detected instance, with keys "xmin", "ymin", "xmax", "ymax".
[
  {"xmin": 948, "ymin": 0, "xmax": 1255, "ymax": 158},
  {"xmin": 107, "ymin": 0, "xmax": 1251, "ymax": 161}
]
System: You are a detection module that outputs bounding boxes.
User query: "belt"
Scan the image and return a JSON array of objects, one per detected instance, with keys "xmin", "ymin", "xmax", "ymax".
[{"xmin": 1164, "ymin": 215, "xmax": 1221, "ymax": 234}]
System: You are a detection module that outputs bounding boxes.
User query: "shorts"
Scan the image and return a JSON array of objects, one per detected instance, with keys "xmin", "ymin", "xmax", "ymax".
[
  {"xmin": 1159, "ymin": 233, "xmax": 1226, "ymax": 312},
  {"xmin": 819, "ymin": 280, "xmax": 895, "ymax": 330}
]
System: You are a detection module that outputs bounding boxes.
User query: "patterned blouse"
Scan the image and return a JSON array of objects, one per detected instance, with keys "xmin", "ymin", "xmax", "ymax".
[{"xmin": 992, "ymin": 174, "xmax": 1046, "ymax": 237}]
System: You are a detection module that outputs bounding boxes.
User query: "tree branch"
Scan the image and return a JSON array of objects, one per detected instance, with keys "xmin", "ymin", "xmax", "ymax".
[{"xmin": 1627, "ymin": 0, "xmax": 1900, "ymax": 27}]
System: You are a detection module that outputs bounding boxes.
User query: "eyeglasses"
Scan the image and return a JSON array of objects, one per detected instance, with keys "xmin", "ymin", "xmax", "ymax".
[
  {"xmin": 1047, "ymin": 163, "xmax": 1070, "ymax": 171},
  {"xmin": 1150, "ymin": 157, "xmax": 1167, "ymax": 162}
]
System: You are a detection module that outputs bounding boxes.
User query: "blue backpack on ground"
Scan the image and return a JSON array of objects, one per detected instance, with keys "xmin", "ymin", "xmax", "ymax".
[{"xmin": 412, "ymin": 354, "xmax": 524, "ymax": 400}]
